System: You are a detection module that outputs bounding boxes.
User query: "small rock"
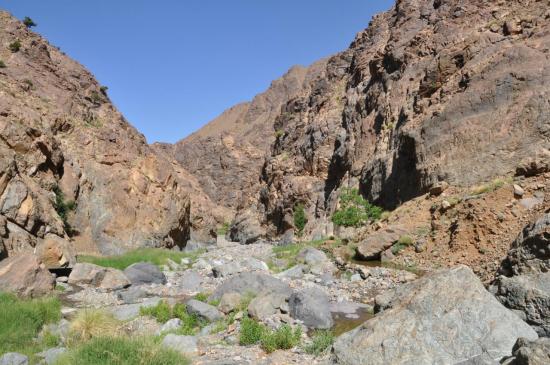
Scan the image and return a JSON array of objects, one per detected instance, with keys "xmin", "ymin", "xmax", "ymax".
[
  {"xmin": 350, "ymin": 274, "xmax": 362, "ymax": 282},
  {"xmin": 157, "ymin": 318, "xmax": 182, "ymax": 335},
  {"xmin": 212, "ymin": 262, "xmax": 241, "ymax": 278},
  {"xmin": 441, "ymin": 200, "xmax": 451, "ymax": 210},
  {"xmin": 36, "ymin": 347, "xmax": 66, "ymax": 365},
  {"xmin": 276, "ymin": 265, "xmax": 306, "ymax": 279},
  {"xmin": 513, "ymin": 184, "xmax": 525, "ymax": 198},
  {"xmin": 161, "ymin": 334, "xmax": 198, "ymax": 356},
  {"xmin": 429, "ymin": 181, "xmax": 449, "ymax": 196},
  {"xmin": 123, "ymin": 262, "xmax": 166, "ymax": 285},
  {"xmin": 0, "ymin": 353, "xmax": 28, "ymax": 365},
  {"xmin": 179, "ymin": 270, "xmax": 203, "ymax": 292},
  {"xmin": 186, "ymin": 299, "xmax": 223, "ymax": 322},
  {"xmin": 219, "ymin": 292, "xmax": 242, "ymax": 314},
  {"xmin": 117, "ymin": 286, "xmax": 147, "ymax": 304},
  {"xmin": 247, "ymin": 293, "xmax": 286, "ymax": 321}
]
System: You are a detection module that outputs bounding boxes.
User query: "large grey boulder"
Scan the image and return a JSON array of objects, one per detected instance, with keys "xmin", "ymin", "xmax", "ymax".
[
  {"xmin": 289, "ymin": 287, "xmax": 333, "ymax": 329},
  {"xmin": 117, "ymin": 286, "xmax": 147, "ymax": 304},
  {"xmin": 68, "ymin": 263, "xmax": 130, "ymax": 290},
  {"xmin": 186, "ymin": 299, "xmax": 223, "ymax": 322},
  {"xmin": 161, "ymin": 334, "xmax": 198, "ymax": 355},
  {"xmin": 123, "ymin": 262, "xmax": 166, "ymax": 285},
  {"xmin": 331, "ymin": 266, "xmax": 538, "ymax": 365},
  {"xmin": 210, "ymin": 272, "xmax": 292, "ymax": 301},
  {"xmin": 0, "ymin": 353, "xmax": 28, "ymax": 365},
  {"xmin": 297, "ymin": 247, "xmax": 327, "ymax": 265},
  {"xmin": 502, "ymin": 337, "xmax": 550, "ymax": 365},
  {"xmin": 492, "ymin": 273, "xmax": 550, "ymax": 337},
  {"xmin": 492, "ymin": 213, "xmax": 550, "ymax": 336},
  {"xmin": 212, "ymin": 262, "xmax": 241, "ymax": 278}
]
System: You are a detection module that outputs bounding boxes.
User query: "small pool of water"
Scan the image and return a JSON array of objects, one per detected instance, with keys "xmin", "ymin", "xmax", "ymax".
[{"xmin": 331, "ymin": 307, "xmax": 374, "ymax": 336}]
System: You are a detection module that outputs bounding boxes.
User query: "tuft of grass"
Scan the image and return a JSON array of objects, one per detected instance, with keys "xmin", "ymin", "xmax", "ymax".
[
  {"xmin": 68, "ymin": 309, "xmax": 121, "ymax": 345},
  {"xmin": 0, "ymin": 60, "xmax": 6, "ymax": 68},
  {"xmin": 216, "ymin": 222, "xmax": 230, "ymax": 236},
  {"xmin": 397, "ymin": 235, "xmax": 414, "ymax": 246},
  {"xmin": 0, "ymin": 293, "xmax": 61, "ymax": 358},
  {"xmin": 239, "ymin": 316, "xmax": 265, "ymax": 346},
  {"xmin": 56, "ymin": 336, "xmax": 189, "ymax": 365},
  {"xmin": 304, "ymin": 330, "xmax": 334, "ymax": 356},
  {"xmin": 141, "ymin": 301, "xmax": 205, "ymax": 335},
  {"xmin": 193, "ymin": 292, "xmax": 209, "ymax": 303},
  {"xmin": 78, "ymin": 248, "xmax": 203, "ymax": 270},
  {"xmin": 9, "ymin": 40, "xmax": 21, "ymax": 53},
  {"xmin": 260, "ymin": 324, "xmax": 301, "ymax": 353},
  {"xmin": 470, "ymin": 177, "xmax": 511, "ymax": 195}
]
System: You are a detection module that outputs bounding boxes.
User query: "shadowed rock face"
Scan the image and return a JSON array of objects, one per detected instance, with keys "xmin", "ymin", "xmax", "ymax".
[
  {"xmin": 0, "ymin": 11, "xmax": 191, "ymax": 256},
  {"xmin": 165, "ymin": 0, "xmax": 550, "ymax": 241}
]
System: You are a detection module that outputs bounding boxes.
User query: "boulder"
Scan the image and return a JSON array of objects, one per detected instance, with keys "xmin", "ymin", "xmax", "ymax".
[
  {"xmin": 502, "ymin": 337, "xmax": 550, "ymax": 365},
  {"xmin": 331, "ymin": 266, "xmax": 538, "ymax": 365},
  {"xmin": 179, "ymin": 270, "xmax": 203, "ymax": 292},
  {"xmin": 109, "ymin": 297, "xmax": 163, "ymax": 321},
  {"xmin": 276, "ymin": 265, "xmax": 306, "ymax": 279},
  {"xmin": 123, "ymin": 262, "xmax": 166, "ymax": 285},
  {"xmin": 212, "ymin": 262, "xmax": 241, "ymax": 278},
  {"xmin": 288, "ymin": 287, "xmax": 333, "ymax": 329},
  {"xmin": 247, "ymin": 293, "xmax": 287, "ymax": 321},
  {"xmin": 498, "ymin": 213, "xmax": 549, "ymax": 277},
  {"xmin": 297, "ymin": 247, "xmax": 327, "ymax": 265},
  {"xmin": 492, "ymin": 273, "xmax": 550, "ymax": 337},
  {"xmin": 186, "ymin": 299, "xmax": 223, "ymax": 322},
  {"xmin": 68, "ymin": 263, "xmax": 130, "ymax": 290},
  {"xmin": 161, "ymin": 334, "xmax": 198, "ymax": 356},
  {"xmin": 355, "ymin": 226, "xmax": 407, "ymax": 261},
  {"xmin": 36, "ymin": 347, "xmax": 67, "ymax": 365},
  {"xmin": 218, "ymin": 292, "xmax": 243, "ymax": 314},
  {"xmin": 0, "ymin": 254, "xmax": 55, "ymax": 297},
  {"xmin": 117, "ymin": 286, "xmax": 147, "ymax": 304},
  {"xmin": 35, "ymin": 235, "xmax": 76, "ymax": 269},
  {"xmin": 157, "ymin": 318, "xmax": 183, "ymax": 335},
  {"xmin": 228, "ymin": 210, "xmax": 265, "ymax": 245},
  {"xmin": 493, "ymin": 213, "xmax": 550, "ymax": 336},
  {"xmin": 0, "ymin": 353, "xmax": 28, "ymax": 365},
  {"xmin": 210, "ymin": 272, "xmax": 292, "ymax": 301},
  {"xmin": 240, "ymin": 257, "xmax": 269, "ymax": 271}
]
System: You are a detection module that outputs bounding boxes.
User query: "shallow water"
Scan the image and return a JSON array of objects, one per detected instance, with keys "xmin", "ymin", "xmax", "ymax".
[{"xmin": 331, "ymin": 306, "xmax": 374, "ymax": 336}]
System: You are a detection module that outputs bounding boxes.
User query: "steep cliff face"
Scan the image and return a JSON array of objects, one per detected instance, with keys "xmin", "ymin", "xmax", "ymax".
[
  {"xmin": 252, "ymin": 0, "xmax": 550, "ymax": 238},
  {"xmin": 157, "ymin": 63, "xmax": 327, "ymax": 233},
  {"xmin": 0, "ymin": 11, "xmax": 191, "ymax": 256}
]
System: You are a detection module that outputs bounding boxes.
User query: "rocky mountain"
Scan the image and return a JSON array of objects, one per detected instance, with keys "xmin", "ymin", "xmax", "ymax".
[
  {"xmin": 167, "ymin": 0, "xmax": 550, "ymax": 246},
  {"xmin": 0, "ymin": 11, "xmax": 192, "ymax": 258}
]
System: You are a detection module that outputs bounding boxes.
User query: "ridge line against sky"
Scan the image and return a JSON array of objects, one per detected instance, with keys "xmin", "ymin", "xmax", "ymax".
[{"xmin": 1, "ymin": 0, "xmax": 395, "ymax": 143}]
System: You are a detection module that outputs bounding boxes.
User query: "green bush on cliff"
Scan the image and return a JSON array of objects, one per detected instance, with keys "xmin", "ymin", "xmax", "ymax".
[
  {"xmin": 23, "ymin": 16, "xmax": 37, "ymax": 28},
  {"xmin": 331, "ymin": 188, "xmax": 382, "ymax": 227},
  {"xmin": 293, "ymin": 203, "xmax": 307, "ymax": 236}
]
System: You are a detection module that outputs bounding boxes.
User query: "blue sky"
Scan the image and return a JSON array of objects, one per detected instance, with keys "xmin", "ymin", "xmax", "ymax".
[{"xmin": 1, "ymin": 0, "xmax": 394, "ymax": 143}]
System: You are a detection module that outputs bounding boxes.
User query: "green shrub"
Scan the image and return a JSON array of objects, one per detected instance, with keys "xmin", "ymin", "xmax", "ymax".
[
  {"xmin": 239, "ymin": 316, "xmax": 265, "ymax": 345},
  {"xmin": 23, "ymin": 16, "xmax": 37, "ymax": 28},
  {"xmin": 216, "ymin": 221, "xmax": 230, "ymax": 236},
  {"xmin": 193, "ymin": 292, "xmax": 209, "ymax": 303},
  {"xmin": 99, "ymin": 85, "xmax": 108, "ymax": 95},
  {"xmin": 305, "ymin": 330, "xmax": 334, "ymax": 356},
  {"xmin": 0, "ymin": 60, "xmax": 6, "ymax": 68},
  {"xmin": 89, "ymin": 90, "xmax": 102, "ymax": 104},
  {"xmin": 293, "ymin": 203, "xmax": 307, "ymax": 236},
  {"xmin": 140, "ymin": 301, "xmax": 172, "ymax": 323},
  {"xmin": 56, "ymin": 336, "xmax": 189, "ymax": 365},
  {"xmin": 9, "ymin": 40, "xmax": 21, "ymax": 53},
  {"xmin": 0, "ymin": 293, "xmax": 61, "ymax": 357},
  {"xmin": 275, "ymin": 129, "xmax": 285, "ymax": 138},
  {"xmin": 260, "ymin": 324, "xmax": 301, "ymax": 353},
  {"xmin": 53, "ymin": 185, "xmax": 76, "ymax": 232},
  {"xmin": 79, "ymin": 248, "xmax": 203, "ymax": 270},
  {"xmin": 140, "ymin": 301, "xmax": 204, "ymax": 335},
  {"xmin": 331, "ymin": 188, "xmax": 382, "ymax": 227},
  {"xmin": 397, "ymin": 235, "xmax": 414, "ymax": 246}
]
